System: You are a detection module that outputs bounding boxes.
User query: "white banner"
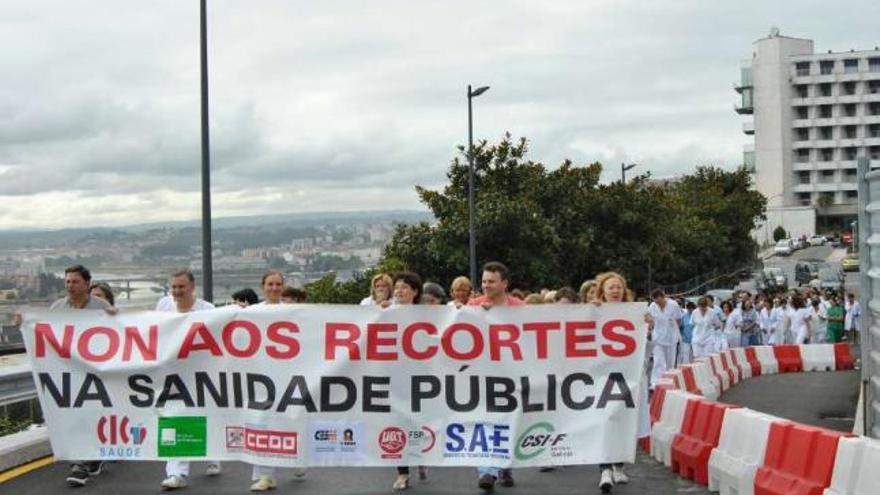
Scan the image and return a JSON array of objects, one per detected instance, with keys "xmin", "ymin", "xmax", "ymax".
[{"xmin": 22, "ymin": 303, "xmax": 647, "ymax": 467}]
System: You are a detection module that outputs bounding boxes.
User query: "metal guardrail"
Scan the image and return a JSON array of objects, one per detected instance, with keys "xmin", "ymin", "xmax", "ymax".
[
  {"xmin": 0, "ymin": 369, "xmax": 36, "ymax": 408},
  {"xmin": 857, "ymin": 156, "xmax": 879, "ymax": 439}
]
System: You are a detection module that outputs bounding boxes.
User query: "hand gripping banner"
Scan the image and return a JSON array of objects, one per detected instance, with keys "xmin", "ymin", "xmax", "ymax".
[{"xmin": 22, "ymin": 303, "xmax": 647, "ymax": 468}]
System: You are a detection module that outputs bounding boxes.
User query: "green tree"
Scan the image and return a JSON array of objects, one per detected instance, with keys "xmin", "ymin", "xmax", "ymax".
[
  {"xmin": 773, "ymin": 226, "xmax": 788, "ymax": 242},
  {"xmin": 383, "ymin": 135, "xmax": 766, "ymax": 296}
]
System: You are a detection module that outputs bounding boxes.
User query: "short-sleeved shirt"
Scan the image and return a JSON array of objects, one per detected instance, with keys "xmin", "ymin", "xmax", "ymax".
[
  {"xmin": 155, "ymin": 295, "xmax": 214, "ymax": 313},
  {"xmin": 648, "ymin": 299, "xmax": 682, "ymax": 346},
  {"xmin": 467, "ymin": 294, "xmax": 525, "ymax": 306},
  {"xmin": 50, "ymin": 296, "xmax": 112, "ymax": 311},
  {"xmin": 826, "ymin": 305, "xmax": 845, "ymax": 333}
]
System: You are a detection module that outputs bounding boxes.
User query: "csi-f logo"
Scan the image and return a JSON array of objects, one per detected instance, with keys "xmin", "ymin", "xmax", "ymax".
[
  {"xmin": 515, "ymin": 422, "xmax": 568, "ymax": 461},
  {"xmin": 445, "ymin": 423, "xmax": 510, "ymax": 457},
  {"xmin": 97, "ymin": 415, "xmax": 147, "ymax": 446}
]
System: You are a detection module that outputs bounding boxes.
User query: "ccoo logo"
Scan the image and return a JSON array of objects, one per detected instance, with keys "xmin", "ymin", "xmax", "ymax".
[{"xmin": 97, "ymin": 415, "xmax": 147, "ymax": 446}]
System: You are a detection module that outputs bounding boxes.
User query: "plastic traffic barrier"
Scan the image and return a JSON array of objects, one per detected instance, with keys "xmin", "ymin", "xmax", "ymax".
[
  {"xmin": 689, "ymin": 361, "xmax": 720, "ymax": 401},
  {"xmin": 754, "ymin": 422, "xmax": 852, "ymax": 495},
  {"xmin": 671, "ymin": 399, "xmax": 740, "ymax": 485},
  {"xmin": 651, "ymin": 390, "xmax": 698, "ymax": 467},
  {"xmin": 753, "ymin": 346, "xmax": 779, "ymax": 375},
  {"xmin": 719, "ymin": 352, "xmax": 742, "ymax": 383},
  {"xmin": 702, "ymin": 355, "xmax": 731, "ymax": 392},
  {"xmin": 709, "ymin": 354, "xmax": 736, "ymax": 390},
  {"xmin": 801, "ymin": 344, "xmax": 836, "ymax": 372},
  {"xmin": 823, "ymin": 436, "xmax": 880, "ymax": 495},
  {"xmin": 708, "ymin": 408, "xmax": 778, "ymax": 495},
  {"xmin": 650, "ymin": 385, "xmax": 672, "ymax": 425},
  {"xmin": 743, "ymin": 346, "xmax": 763, "ymax": 376},
  {"xmin": 663, "ymin": 369, "xmax": 685, "ymax": 390},
  {"xmin": 832, "ymin": 343, "xmax": 855, "ymax": 371},
  {"xmin": 771, "ymin": 345, "xmax": 803, "ymax": 373},
  {"xmin": 729, "ymin": 349, "xmax": 753, "ymax": 380},
  {"xmin": 680, "ymin": 364, "xmax": 703, "ymax": 395}
]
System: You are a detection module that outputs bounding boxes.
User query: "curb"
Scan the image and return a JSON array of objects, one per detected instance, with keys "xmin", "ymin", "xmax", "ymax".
[{"xmin": 0, "ymin": 426, "xmax": 51, "ymax": 474}]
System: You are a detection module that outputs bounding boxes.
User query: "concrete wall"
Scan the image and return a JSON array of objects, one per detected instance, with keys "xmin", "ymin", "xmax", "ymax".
[{"xmin": 753, "ymin": 205, "xmax": 816, "ymax": 245}]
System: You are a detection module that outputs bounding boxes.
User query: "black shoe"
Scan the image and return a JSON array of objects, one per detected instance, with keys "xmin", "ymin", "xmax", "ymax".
[
  {"xmin": 66, "ymin": 465, "xmax": 89, "ymax": 487},
  {"xmin": 499, "ymin": 470, "xmax": 515, "ymax": 487},
  {"xmin": 478, "ymin": 474, "xmax": 496, "ymax": 491}
]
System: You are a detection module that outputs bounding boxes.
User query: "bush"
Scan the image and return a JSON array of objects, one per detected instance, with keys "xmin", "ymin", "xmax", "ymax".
[
  {"xmin": 0, "ymin": 415, "xmax": 30, "ymax": 436},
  {"xmin": 773, "ymin": 225, "xmax": 787, "ymax": 242}
]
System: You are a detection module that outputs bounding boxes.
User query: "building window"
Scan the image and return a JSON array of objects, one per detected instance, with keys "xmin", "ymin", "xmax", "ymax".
[
  {"xmin": 870, "ymin": 58, "xmax": 880, "ymax": 72},
  {"xmin": 819, "ymin": 127, "xmax": 834, "ymax": 140},
  {"xmin": 843, "ymin": 126, "xmax": 857, "ymax": 139},
  {"xmin": 796, "ymin": 149, "xmax": 811, "ymax": 162},
  {"xmin": 820, "ymin": 60, "xmax": 835, "ymax": 75},
  {"xmin": 843, "ymin": 103, "xmax": 858, "ymax": 117},
  {"xmin": 846, "ymin": 190, "xmax": 858, "ymax": 200},
  {"xmin": 821, "ymin": 192, "xmax": 836, "ymax": 205},
  {"xmin": 797, "ymin": 192, "xmax": 812, "ymax": 205},
  {"xmin": 821, "ymin": 149, "xmax": 834, "ymax": 162},
  {"xmin": 844, "ymin": 147, "xmax": 859, "ymax": 160},
  {"xmin": 796, "ymin": 61, "xmax": 811, "ymax": 76},
  {"xmin": 796, "ymin": 106, "xmax": 809, "ymax": 119},
  {"xmin": 795, "ymin": 128, "xmax": 810, "ymax": 141},
  {"xmin": 870, "ymin": 102, "xmax": 880, "ymax": 116},
  {"xmin": 844, "ymin": 168, "xmax": 858, "ymax": 179},
  {"xmin": 869, "ymin": 81, "xmax": 880, "ymax": 94},
  {"xmin": 844, "ymin": 59, "xmax": 860, "ymax": 73},
  {"xmin": 842, "ymin": 82, "xmax": 857, "ymax": 95},
  {"xmin": 871, "ymin": 146, "xmax": 880, "ymax": 160},
  {"xmin": 818, "ymin": 83, "xmax": 832, "ymax": 97},
  {"xmin": 819, "ymin": 105, "xmax": 833, "ymax": 118},
  {"xmin": 870, "ymin": 124, "xmax": 880, "ymax": 138},
  {"xmin": 795, "ymin": 85, "xmax": 809, "ymax": 98},
  {"xmin": 798, "ymin": 171, "xmax": 811, "ymax": 184}
]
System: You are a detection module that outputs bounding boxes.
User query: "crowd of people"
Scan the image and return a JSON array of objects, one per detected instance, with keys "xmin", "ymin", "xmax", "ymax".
[{"xmin": 42, "ymin": 261, "xmax": 858, "ymax": 494}]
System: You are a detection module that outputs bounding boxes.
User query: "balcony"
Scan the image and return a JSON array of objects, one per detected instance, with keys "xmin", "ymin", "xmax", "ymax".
[
  {"xmin": 792, "ymin": 162, "xmax": 813, "ymax": 171},
  {"xmin": 743, "ymin": 122, "xmax": 754, "ymax": 135},
  {"xmin": 734, "ymin": 102, "xmax": 753, "ymax": 114},
  {"xmin": 791, "ymin": 118, "xmax": 812, "ymax": 128},
  {"xmin": 792, "ymin": 140, "xmax": 813, "ymax": 149}
]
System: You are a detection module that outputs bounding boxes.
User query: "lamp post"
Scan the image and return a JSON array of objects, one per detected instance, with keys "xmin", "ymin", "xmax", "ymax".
[
  {"xmin": 467, "ymin": 84, "xmax": 490, "ymax": 287},
  {"xmin": 621, "ymin": 162, "xmax": 637, "ymax": 183},
  {"xmin": 199, "ymin": 0, "xmax": 214, "ymax": 302}
]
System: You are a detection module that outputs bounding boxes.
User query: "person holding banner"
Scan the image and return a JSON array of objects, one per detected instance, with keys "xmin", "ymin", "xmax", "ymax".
[
  {"xmin": 447, "ymin": 276, "xmax": 473, "ymax": 307},
  {"xmin": 50, "ymin": 265, "xmax": 116, "ymax": 488},
  {"xmin": 646, "ymin": 289, "xmax": 681, "ymax": 389},
  {"xmin": 592, "ymin": 271, "xmax": 645, "ymax": 493},
  {"xmin": 390, "ymin": 271, "xmax": 429, "ymax": 491},
  {"xmin": 469, "ymin": 261, "xmax": 523, "ymax": 492},
  {"xmin": 157, "ymin": 270, "xmax": 221, "ymax": 491},
  {"xmin": 360, "ymin": 273, "xmax": 393, "ymax": 306}
]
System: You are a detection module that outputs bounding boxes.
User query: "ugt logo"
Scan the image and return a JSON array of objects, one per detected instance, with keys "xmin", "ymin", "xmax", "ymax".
[
  {"xmin": 97, "ymin": 415, "xmax": 147, "ymax": 446},
  {"xmin": 515, "ymin": 422, "xmax": 567, "ymax": 461}
]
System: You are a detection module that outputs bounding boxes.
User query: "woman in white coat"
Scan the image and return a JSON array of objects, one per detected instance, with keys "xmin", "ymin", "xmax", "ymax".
[{"xmin": 691, "ymin": 297, "xmax": 721, "ymax": 359}]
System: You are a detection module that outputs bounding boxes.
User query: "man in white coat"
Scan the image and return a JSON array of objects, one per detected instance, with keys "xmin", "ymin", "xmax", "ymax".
[
  {"xmin": 157, "ymin": 270, "xmax": 221, "ymax": 490},
  {"xmin": 647, "ymin": 289, "xmax": 682, "ymax": 389}
]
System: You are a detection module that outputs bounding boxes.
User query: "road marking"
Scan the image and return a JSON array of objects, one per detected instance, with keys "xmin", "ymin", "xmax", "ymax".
[{"xmin": 0, "ymin": 456, "xmax": 54, "ymax": 484}]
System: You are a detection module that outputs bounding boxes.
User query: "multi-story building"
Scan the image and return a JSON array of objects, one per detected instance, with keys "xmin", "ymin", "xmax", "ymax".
[{"xmin": 737, "ymin": 28, "xmax": 880, "ymax": 242}]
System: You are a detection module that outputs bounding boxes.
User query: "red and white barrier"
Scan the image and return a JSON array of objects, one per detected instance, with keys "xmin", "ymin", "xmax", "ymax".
[
  {"xmin": 688, "ymin": 361, "xmax": 720, "ymax": 401},
  {"xmin": 823, "ymin": 436, "xmax": 880, "ymax": 495},
  {"xmin": 752, "ymin": 346, "xmax": 779, "ymax": 375},
  {"xmin": 708, "ymin": 408, "xmax": 777, "ymax": 495},
  {"xmin": 801, "ymin": 344, "xmax": 836, "ymax": 372},
  {"xmin": 651, "ymin": 390, "xmax": 698, "ymax": 467}
]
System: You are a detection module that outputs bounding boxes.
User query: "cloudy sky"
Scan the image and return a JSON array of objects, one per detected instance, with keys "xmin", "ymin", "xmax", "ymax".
[{"xmin": 1, "ymin": 1, "xmax": 878, "ymax": 229}]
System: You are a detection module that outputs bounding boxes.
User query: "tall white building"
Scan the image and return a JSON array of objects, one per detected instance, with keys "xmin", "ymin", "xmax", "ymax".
[{"xmin": 738, "ymin": 29, "xmax": 880, "ymax": 241}]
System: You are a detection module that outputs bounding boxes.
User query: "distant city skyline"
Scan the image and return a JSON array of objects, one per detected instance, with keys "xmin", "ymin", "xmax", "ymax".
[{"xmin": 1, "ymin": 0, "xmax": 879, "ymax": 229}]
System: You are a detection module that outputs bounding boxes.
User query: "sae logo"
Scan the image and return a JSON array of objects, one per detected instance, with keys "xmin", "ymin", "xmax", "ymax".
[{"xmin": 444, "ymin": 423, "xmax": 510, "ymax": 460}]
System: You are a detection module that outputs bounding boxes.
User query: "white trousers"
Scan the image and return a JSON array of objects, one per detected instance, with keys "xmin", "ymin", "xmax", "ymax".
[
  {"xmin": 252, "ymin": 465, "xmax": 275, "ymax": 481},
  {"xmin": 166, "ymin": 461, "xmax": 220, "ymax": 478},
  {"xmin": 677, "ymin": 343, "xmax": 693, "ymax": 365},
  {"xmin": 650, "ymin": 343, "xmax": 676, "ymax": 388}
]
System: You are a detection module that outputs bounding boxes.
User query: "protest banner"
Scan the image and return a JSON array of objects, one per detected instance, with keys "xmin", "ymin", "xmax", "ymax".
[{"xmin": 22, "ymin": 303, "xmax": 647, "ymax": 467}]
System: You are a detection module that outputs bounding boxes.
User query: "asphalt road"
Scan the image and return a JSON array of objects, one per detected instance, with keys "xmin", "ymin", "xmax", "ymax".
[
  {"xmin": 1, "ymin": 370, "xmax": 860, "ymax": 495},
  {"xmin": 743, "ymin": 245, "xmax": 859, "ymax": 296}
]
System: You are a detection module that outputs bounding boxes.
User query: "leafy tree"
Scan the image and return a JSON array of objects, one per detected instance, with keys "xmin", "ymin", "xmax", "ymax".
[
  {"xmin": 383, "ymin": 134, "xmax": 766, "ymax": 296},
  {"xmin": 773, "ymin": 226, "xmax": 788, "ymax": 242}
]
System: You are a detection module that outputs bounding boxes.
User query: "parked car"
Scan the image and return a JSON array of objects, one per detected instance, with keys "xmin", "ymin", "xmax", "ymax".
[
  {"xmin": 796, "ymin": 236, "xmax": 809, "ymax": 250},
  {"xmin": 811, "ymin": 267, "xmax": 844, "ymax": 294},
  {"xmin": 808, "ymin": 235, "xmax": 826, "ymax": 246},
  {"xmin": 774, "ymin": 239, "xmax": 794, "ymax": 256},
  {"xmin": 826, "ymin": 234, "xmax": 841, "ymax": 247},
  {"xmin": 842, "ymin": 253, "xmax": 860, "ymax": 272},
  {"xmin": 754, "ymin": 270, "xmax": 777, "ymax": 293},
  {"xmin": 794, "ymin": 261, "xmax": 819, "ymax": 286},
  {"xmin": 764, "ymin": 267, "xmax": 788, "ymax": 291}
]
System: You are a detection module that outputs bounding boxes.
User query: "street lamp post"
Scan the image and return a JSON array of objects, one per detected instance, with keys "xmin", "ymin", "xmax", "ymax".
[
  {"xmin": 467, "ymin": 84, "xmax": 489, "ymax": 287},
  {"xmin": 200, "ymin": 0, "xmax": 214, "ymax": 302},
  {"xmin": 621, "ymin": 162, "xmax": 637, "ymax": 183}
]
